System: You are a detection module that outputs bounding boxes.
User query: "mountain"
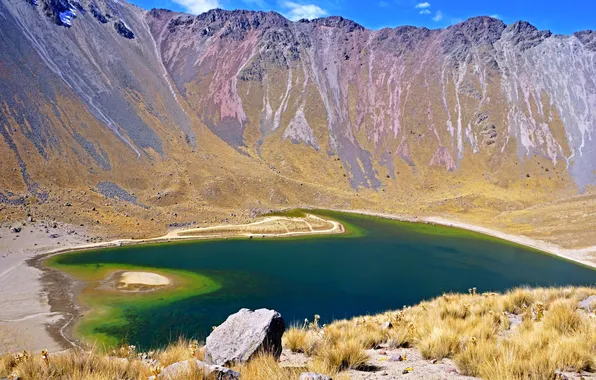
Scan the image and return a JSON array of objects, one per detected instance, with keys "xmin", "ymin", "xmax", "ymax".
[{"xmin": 0, "ymin": 0, "xmax": 595, "ymax": 244}]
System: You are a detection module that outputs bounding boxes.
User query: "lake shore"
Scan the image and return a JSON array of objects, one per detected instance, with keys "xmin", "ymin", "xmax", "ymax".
[
  {"xmin": 0, "ymin": 214, "xmax": 343, "ymax": 354},
  {"xmin": 334, "ymin": 209, "xmax": 596, "ymax": 270},
  {"xmin": 1, "ymin": 209, "xmax": 596, "ymax": 355}
]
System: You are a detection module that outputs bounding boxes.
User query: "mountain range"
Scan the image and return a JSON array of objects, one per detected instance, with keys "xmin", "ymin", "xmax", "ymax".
[{"xmin": 0, "ymin": 0, "xmax": 595, "ymax": 245}]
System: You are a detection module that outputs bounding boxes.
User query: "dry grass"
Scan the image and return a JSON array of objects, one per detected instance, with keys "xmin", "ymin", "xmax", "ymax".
[
  {"xmin": 234, "ymin": 354, "xmax": 303, "ymax": 380},
  {"xmin": 3, "ymin": 286, "xmax": 596, "ymax": 379},
  {"xmin": 283, "ymin": 326, "xmax": 319, "ymax": 355},
  {"xmin": 0, "ymin": 349, "xmax": 152, "ymax": 380},
  {"xmin": 286, "ymin": 286, "xmax": 596, "ymax": 379}
]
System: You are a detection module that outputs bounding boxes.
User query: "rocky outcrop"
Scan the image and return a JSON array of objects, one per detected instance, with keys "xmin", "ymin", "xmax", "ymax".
[
  {"xmin": 575, "ymin": 30, "xmax": 596, "ymax": 51},
  {"xmin": 579, "ymin": 296, "xmax": 596, "ymax": 312},
  {"xmin": 205, "ymin": 308, "xmax": 285, "ymax": 366},
  {"xmin": 114, "ymin": 20, "xmax": 135, "ymax": 39},
  {"xmin": 504, "ymin": 21, "xmax": 552, "ymax": 50}
]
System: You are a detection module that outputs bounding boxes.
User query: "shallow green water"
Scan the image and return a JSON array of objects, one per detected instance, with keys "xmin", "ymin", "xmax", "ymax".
[{"xmin": 50, "ymin": 211, "xmax": 596, "ymax": 349}]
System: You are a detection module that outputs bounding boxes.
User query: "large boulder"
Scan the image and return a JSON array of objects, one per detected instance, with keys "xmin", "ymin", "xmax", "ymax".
[
  {"xmin": 158, "ymin": 359, "xmax": 239, "ymax": 380},
  {"xmin": 205, "ymin": 308, "xmax": 285, "ymax": 365}
]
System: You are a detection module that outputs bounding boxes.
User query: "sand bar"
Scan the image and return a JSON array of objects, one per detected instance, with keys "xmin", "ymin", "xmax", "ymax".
[{"xmin": 119, "ymin": 271, "xmax": 171, "ymax": 287}]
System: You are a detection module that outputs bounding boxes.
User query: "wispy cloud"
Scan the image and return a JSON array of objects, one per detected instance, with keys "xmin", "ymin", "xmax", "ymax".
[
  {"xmin": 419, "ymin": 9, "xmax": 430, "ymax": 14},
  {"xmin": 414, "ymin": 2, "xmax": 431, "ymax": 8},
  {"xmin": 489, "ymin": 14, "xmax": 501, "ymax": 19},
  {"xmin": 243, "ymin": 0, "xmax": 268, "ymax": 7},
  {"xmin": 281, "ymin": 1, "xmax": 327, "ymax": 21},
  {"xmin": 172, "ymin": 0, "xmax": 219, "ymax": 14},
  {"xmin": 432, "ymin": 10, "xmax": 443, "ymax": 21}
]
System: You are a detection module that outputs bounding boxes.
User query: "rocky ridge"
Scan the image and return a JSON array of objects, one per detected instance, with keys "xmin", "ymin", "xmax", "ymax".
[{"xmin": 0, "ymin": 0, "xmax": 596, "ymax": 242}]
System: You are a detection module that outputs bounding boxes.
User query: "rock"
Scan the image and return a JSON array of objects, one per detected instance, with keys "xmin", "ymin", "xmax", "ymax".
[
  {"xmin": 49, "ymin": 234, "xmax": 59, "ymax": 238},
  {"xmin": 554, "ymin": 370, "xmax": 570, "ymax": 380},
  {"xmin": 389, "ymin": 355, "xmax": 406, "ymax": 362},
  {"xmin": 381, "ymin": 321, "xmax": 393, "ymax": 330},
  {"xmin": 11, "ymin": 227, "xmax": 21, "ymax": 233},
  {"xmin": 505, "ymin": 312, "xmax": 523, "ymax": 331},
  {"xmin": 158, "ymin": 359, "xmax": 239, "ymax": 380},
  {"xmin": 579, "ymin": 296, "xmax": 596, "ymax": 312},
  {"xmin": 299, "ymin": 372, "xmax": 332, "ymax": 380},
  {"xmin": 114, "ymin": 20, "xmax": 135, "ymax": 39},
  {"xmin": 205, "ymin": 308, "xmax": 285, "ymax": 365}
]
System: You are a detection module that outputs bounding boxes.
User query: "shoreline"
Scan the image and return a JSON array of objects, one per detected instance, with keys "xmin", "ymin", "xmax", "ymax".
[
  {"xmin": 1, "ymin": 214, "xmax": 344, "ymax": 354},
  {"xmin": 333, "ymin": 209, "xmax": 596, "ymax": 270},
  {"xmin": 31, "ymin": 214, "xmax": 345, "ymax": 259},
  {"xmin": 3, "ymin": 210, "xmax": 596, "ymax": 355}
]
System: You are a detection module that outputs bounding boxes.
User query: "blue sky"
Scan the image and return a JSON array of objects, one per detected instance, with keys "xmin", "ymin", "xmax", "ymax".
[{"xmin": 134, "ymin": 0, "xmax": 595, "ymax": 35}]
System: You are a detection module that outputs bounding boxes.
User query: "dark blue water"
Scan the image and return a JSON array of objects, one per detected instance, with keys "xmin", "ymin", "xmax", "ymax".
[{"xmin": 53, "ymin": 211, "xmax": 596, "ymax": 348}]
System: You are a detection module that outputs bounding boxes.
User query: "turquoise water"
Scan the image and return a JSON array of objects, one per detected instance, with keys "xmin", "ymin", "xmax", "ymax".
[{"xmin": 51, "ymin": 211, "xmax": 596, "ymax": 349}]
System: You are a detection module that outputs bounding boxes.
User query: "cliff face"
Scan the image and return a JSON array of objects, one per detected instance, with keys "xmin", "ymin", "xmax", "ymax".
[{"xmin": 0, "ymin": 0, "xmax": 595, "ymax": 231}]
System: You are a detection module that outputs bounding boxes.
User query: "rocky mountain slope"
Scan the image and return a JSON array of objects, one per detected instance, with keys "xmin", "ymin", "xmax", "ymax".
[{"xmin": 0, "ymin": 0, "xmax": 595, "ymax": 243}]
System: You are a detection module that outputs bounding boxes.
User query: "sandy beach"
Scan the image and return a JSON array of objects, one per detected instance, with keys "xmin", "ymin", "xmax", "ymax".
[
  {"xmin": 1, "ymin": 210, "xmax": 596, "ymax": 355},
  {"xmin": 0, "ymin": 221, "xmax": 90, "ymax": 354}
]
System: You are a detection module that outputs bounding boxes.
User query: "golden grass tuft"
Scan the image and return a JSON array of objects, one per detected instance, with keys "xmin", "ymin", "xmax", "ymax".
[
  {"xmin": 313, "ymin": 339, "xmax": 368, "ymax": 372},
  {"xmin": 154, "ymin": 338, "xmax": 201, "ymax": 367},
  {"xmin": 282, "ymin": 326, "xmax": 319, "ymax": 355},
  {"xmin": 0, "ymin": 349, "xmax": 152, "ymax": 380},
  {"xmin": 542, "ymin": 300, "xmax": 583, "ymax": 334},
  {"xmin": 235, "ymin": 354, "xmax": 302, "ymax": 380}
]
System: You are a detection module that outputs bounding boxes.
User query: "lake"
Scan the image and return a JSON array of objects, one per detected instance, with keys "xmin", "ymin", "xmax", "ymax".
[{"xmin": 48, "ymin": 211, "xmax": 596, "ymax": 349}]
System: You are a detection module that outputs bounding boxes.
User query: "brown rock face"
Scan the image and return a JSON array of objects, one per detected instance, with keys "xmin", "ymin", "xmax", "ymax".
[{"xmin": 0, "ymin": 0, "xmax": 595, "ymax": 238}]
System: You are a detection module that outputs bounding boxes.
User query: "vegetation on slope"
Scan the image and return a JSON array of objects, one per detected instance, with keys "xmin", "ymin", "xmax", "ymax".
[{"xmin": 2, "ymin": 286, "xmax": 596, "ymax": 379}]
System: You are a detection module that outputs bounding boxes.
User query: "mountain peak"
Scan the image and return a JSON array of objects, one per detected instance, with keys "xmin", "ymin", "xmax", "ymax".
[
  {"xmin": 502, "ymin": 20, "xmax": 552, "ymax": 50},
  {"xmin": 308, "ymin": 16, "xmax": 365, "ymax": 32},
  {"xmin": 574, "ymin": 30, "xmax": 596, "ymax": 51}
]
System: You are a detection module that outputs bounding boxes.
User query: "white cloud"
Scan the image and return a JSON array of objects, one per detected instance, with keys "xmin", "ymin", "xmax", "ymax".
[
  {"xmin": 414, "ymin": 2, "xmax": 431, "ymax": 8},
  {"xmin": 432, "ymin": 10, "xmax": 443, "ymax": 21},
  {"xmin": 419, "ymin": 9, "xmax": 430, "ymax": 14},
  {"xmin": 282, "ymin": 1, "xmax": 327, "ymax": 21},
  {"xmin": 489, "ymin": 14, "xmax": 501, "ymax": 19},
  {"xmin": 172, "ymin": 0, "xmax": 219, "ymax": 14}
]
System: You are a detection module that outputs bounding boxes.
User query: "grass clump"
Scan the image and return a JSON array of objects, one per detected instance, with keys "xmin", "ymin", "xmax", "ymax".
[
  {"xmin": 313, "ymin": 339, "xmax": 368, "ymax": 372},
  {"xmin": 283, "ymin": 326, "xmax": 319, "ymax": 355},
  {"xmin": 235, "ymin": 354, "xmax": 302, "ymax": 380}
]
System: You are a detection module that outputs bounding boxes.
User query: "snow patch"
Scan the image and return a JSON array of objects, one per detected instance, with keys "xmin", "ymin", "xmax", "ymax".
[{"xmin": 59, "ymin": 7, "xmax": 76, "ymax": 27}]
